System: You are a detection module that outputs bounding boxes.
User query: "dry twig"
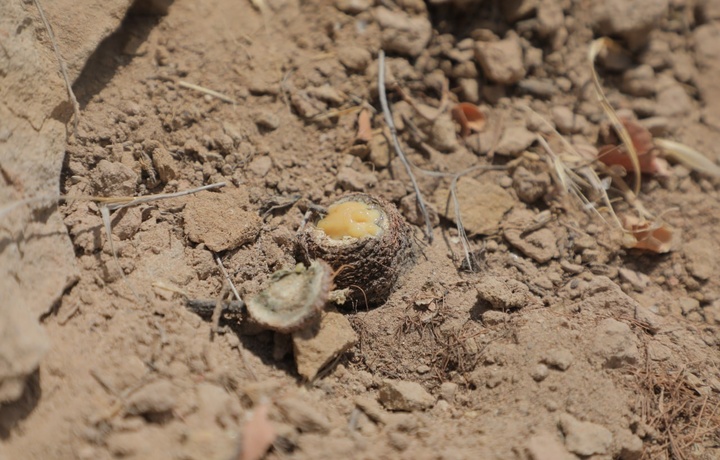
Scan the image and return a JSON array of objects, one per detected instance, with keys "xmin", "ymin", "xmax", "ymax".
[{"xmin": 378, "ymin": 50, "xmax": 434, "ymax": 242}]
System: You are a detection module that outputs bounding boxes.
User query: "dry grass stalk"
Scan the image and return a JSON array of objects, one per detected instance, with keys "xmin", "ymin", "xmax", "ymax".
[
  {"xmin": 655, "ymin": 138, "xmax": 720, "ymax": 178},
  {"xmin": 178, "ymin": 80, "xmax": 237, "ymax": 104},
  {"xmin": 589, "ymin": 38, "xmax": 642, "ymax": 195},
  {"xmin": 32, "ymin": 0, "xmax": 80, "ymax": 136}
]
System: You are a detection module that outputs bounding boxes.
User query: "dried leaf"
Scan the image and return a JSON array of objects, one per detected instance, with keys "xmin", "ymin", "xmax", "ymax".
[
  {"xmin": 598, "ymin": 119, "xmax": 670, "ymax": 176},
  {"xmin": 241, "ymin": 401, "xmax": 276, "ymax": 460},
  {"xmin": 355, "ymin": 108, "xmax": 372, "ymax": 144},
  {"xmin": 451, "ymin": 103, "xmax": 486, "ymax": 138},
  {"xmin": 598, "ymin": 145, "xmax": 671, "ymax": 176},
  {"xmin": 622, "ymin": 215, "xmax": 673, "ymax": 253}
]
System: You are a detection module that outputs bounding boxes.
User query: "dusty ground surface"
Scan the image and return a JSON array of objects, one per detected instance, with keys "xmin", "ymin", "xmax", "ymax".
[{"xmin": 3, "ymin": 0, "xmax": 720, "ymax": 459}]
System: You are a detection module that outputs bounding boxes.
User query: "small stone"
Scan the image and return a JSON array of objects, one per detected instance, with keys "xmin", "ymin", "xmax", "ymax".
[
  {"xmin": 684, "ymin": 238, "xmax": 716, "ymax": 280},
  {"xmin": 433, "ymin": 178, "xmax": 515, "ymax": 235},
  {"xmin": 481, "ymin": 310, "xmax": 509, "ymax": 325},
  {"xmin": 618, "ymin": 268, "xmax": 650, "ymax": 292},
  {"xmin": 647, "ymin": 340, "xmax": 671, "ymax": 361},
  {"xmin": 248, "ymin": 156, "xmax": 273, "ymax": 178},
  {"xmin": 338, "ymin": 46, "xmax": 372, "ymax": 72},
  {"xmin": 253, "ymin": 110, "xmax": 280, "ymax": 131},
  {"xmin": 126, "ymin": 380, "xmax": 176, "ymax": 416},
  {"xmin": 517, "ymin": 78, "xmax": 557, "ymax": 98},
  {"xmin": 655, "ymin": 83, "xmax": 693, "ymax": 117},
  {"xmin": 592, "ymin": 318, "xmax": 639, "ymax": 369},
  {"xmin": 336, "ymin": 166, "xmax": 378, "ymax": 192},
  {"xmin": 94, "ymin": 160, "xmax": 138, "ymax": 196},
  {"xmin": 151, "ymin": 147, "xmax": 178, "ymax": 183},
  {"xmin": 307, "ymin": 85, "xmax": 345, "ymax": 105},
  {"xmin": 591, "ymin": 0, "xmax": 669, "ymax": 47},
  {"xmin": 477, "ymin": 276, "xmax": 532, "ymax": 310},
  {"xmin": 634, "ymin": 304, "xmax": 664, "ymax": 334},
  {"xmin": 439, "ymin": 382, "xmax": 458, "ymax": 402},
  {"xmin": 551, "ymin": 106, "xmax": 579, "ymax": 134},
  {"xmin": 183, "ymin": 189, "xmax": 261, "ymax": 252},
  {"xmin": 542, "ymin": 348, "xmax": 574, "ymax": 371},
  {"xmin": 292, "ymin": 310, "xmax": 358, "ymax": 380},
  {"xmin": 112, "ymin": 207, "xmax": 142, "ymax": 241},
  {"xmin": 525, "ymin": 432, "xmax": 576, "ymax": 460},
  {"xmin": 559, "ymin": 413, "xmax": 613, "ymax": 456},
  {"xmin": 678, "ymin": 297, "xmax": 700, "ymax": 315},
  {"xmin": 474, "ymin": 34, "xmax": 526, "ymax": 85},
  {"xmin": 374, "ymin": 7, "xmax": 432, "ymax": 57},
  {"xmin": 622, "ymin": 64, "xmax": 656, "ymax": 97},
  {"xmin": 495, "ymin": 126, "xmax": 536, "ymax": 156},
  {"xmin": 428, "ymin": 114, "xmax": 459, "ymax": 152},
  {"xmin": 335, "ymin": 0, "xmax": 370, "ymax": 14},
  {"xmin": 617, "ymin": 429, "xmax": 644, "ymax": 460},
  {"xmin": 501, "ymin": 0, "xmax": 539, "ymax": 22},
  {"xmin": 513, "ymin": 166, "xmax": 551, "ymax": 203},
  {"xmin": 531, "ymin": 364, "xmax": 549, "ymax": 382},
  {"xmin": 276, "ymin": 397, "xmax": 331, "ymax": 433},
  {"xmin": 378, "ymin": 379, "xmax": 435, "ymax": 411},
  {"xmin": 504, "ymin": 211, "xmax": 558, "ymax": 264},
  {"xmin": 416, "ymin": 364, "xmax": 430, "ymax": 374},
  {"xmin": 458, "ymin": 78, "xmax": 480, "ymax": 103}
]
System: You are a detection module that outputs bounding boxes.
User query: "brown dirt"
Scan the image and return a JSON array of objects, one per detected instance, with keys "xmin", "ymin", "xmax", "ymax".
[{"xmin": 3, "ymin": 0, "xmax": 720, "ymax": 459}]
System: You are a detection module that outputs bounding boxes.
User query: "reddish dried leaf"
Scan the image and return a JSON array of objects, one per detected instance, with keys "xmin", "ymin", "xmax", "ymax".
[
  {"xmin": 598, "ymin": 145, "xmax": 671, "ymax": 176},
  {"xmin": 622, "ymin": 216, "xmax": 673, "ymax": 253},
  {"xmin": 622, "ymin": 118, "xmax": 653, "ymax": 156},
  {"xmin": 241, "ymin": 402, "xmax": 275, "ymax": 460},
  {"xmin": 355, "ymin": 108, "xmax": 372, "ymax": 144},
  {"xmin": 451, "ymin": 103, "xmax": 486, "ymax": 138}
]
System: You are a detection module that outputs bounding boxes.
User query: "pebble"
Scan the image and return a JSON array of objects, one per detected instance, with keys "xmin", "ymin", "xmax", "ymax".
[
  {"xmin": 336, "ymin": 166, "xmax": 378, "ymax": 191},
  {"xmin": 617, "ymin": 429, "xmax": 644, "ymax": 460},
  {"xmin": 183, "ymin": 189, "xmax": 262, "ymax": 252},
  {"xmin": 338, "ymin": 46, "xmax": 372, "ymax": 72},
  {"xmin": 476, "ymin": 276, "xmax": 532, "ymax": 310},
  {"xmin": 558, "ymin": 413, "xmax": 613, "ymax": 456},
  {"xmin": 591, "ymin": 0, "xmax": 669, "ymax": 47},
  {"xmin": 458, "ymin": 78, "xmax": 480, "ymax": 103},
  {"xmin": 501, "ymin": 0, "xmax": 538, "ymax": 22},
  {"xmin": 618, "ymin": 268, "xmax": 650, "ymax": 292},
  {"xmin": 112, "ymin": 207, "xmax": 142, "ymax": 241},
  {"xmin": 335, "ymin": 0, "xmax": 370, "ymax": 14},
  {"xmin": 525, "ymin": 432, "xmax": 576, "ymax": 460},
  {"xmin": 253, "ymin": 110, "xmax": 280, "ymax": 131},
  {"xmin": 374, "ymin": 7, "xmax": 432, "ymax": 57},
  {"xmin": 378, "ymin": 379, "xmax": 435, "ymax": 411},
  {"xmin": 125, "ymin": 380, "xmax": 177, "ymax": 416},
  {"xmin": 439, "ymin": 382, "xmax": 458, "ymax": 402},
  {"xmin": 481, "ymin": 310, "xmax": 509, "ymax": 326},
  {"xmin": 495, "ymin": 125, "xmax": 536, "ymax": 156},
  {"xmin": 428, "ymin": 114, "xmax": 459, "ymax": 152},
  {"xmin": 621, "ymin": 64, "xmax": 656, "ymax": 97},
  {"xmin": 276, "ymin": 397, "xmax": 331, "ymax": 433},
  {"xmin": 504, "ymin": 210, "xmax": 559, "ymax": 264},
  {"xmin": 542, "ymin": 348, "xmax": 574, "ymax": 371},
  {"xmin": 248, "ymin": 155, "xmax": 273, "ymax": 178},
  {"xmin": 551, "ymin": 106, "xmax": 579, "ymax": 134},
  {"xmin": 634, "ymin": 304, "xmax": 664, "ymax": 334},
  {"xmin": 592, "ymin": 318, "xmax": 639, "ymax": 369},
  {"xmin": 517, "ymin": 78, "xmax": 557, "ymax": 98},
  {"xmin": 683, "ymin": 238, "xmax": 716, "ymax": 280},
  {"xmin": 474, "ymin": 34, "xmax": 526, "ymax": 85},
  {"xmin": 512, "ymin": 166, "xmax": 551, "ymax": 203},
  {"xmin": 292, "ymin": 310, "xmax": 358, "ymax": 380},
  {"xmin": 655, "ymin": 83, "xmax": 693, "ymax": 117},
  {"xmin": 433, "ymin": 178, "xmax": 514, "ymax": 235},
  {"xmin": 94, "ymin": 159, "xmax": 138, "ymax": 196},
  {"xmin": 678, "ymin": 297, "xmax": 700, "ymax": 315},
  {"xmin": 531, "ymin": 364, "xmax": 549, "ymax": 382},
  {"xmin": 151, "ymin": 147, "xmax": 178, "ymax": 183}
]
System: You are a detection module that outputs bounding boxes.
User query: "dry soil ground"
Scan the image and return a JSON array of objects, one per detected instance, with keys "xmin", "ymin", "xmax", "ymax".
[{"xmin": 2, "ymin": 0, "xmax": 720, "ymax": 459}]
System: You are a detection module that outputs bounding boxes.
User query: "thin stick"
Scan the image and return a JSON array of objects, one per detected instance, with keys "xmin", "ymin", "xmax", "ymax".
[
  {"xmin": 178, "ymin": 81, "xmax": 237, "ymax": 104},
  {"xmin": 32, "ymin": 0, "xmax": 80, "ymax": 136},
  {"xmin": 378, "ymin": 50, "xmax": 433, "ymax": 243},
  {"xmin": 215, "ymin": 254, "xmax": 242, "ymax": 304},
  {"xmin": 104, "ymin": 182, "xmax": 226, "ymax": 210}
]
